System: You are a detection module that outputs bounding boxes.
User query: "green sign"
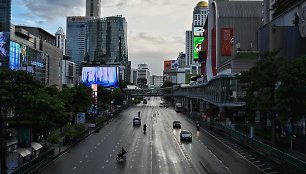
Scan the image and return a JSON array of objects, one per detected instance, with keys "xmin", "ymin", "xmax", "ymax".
[{"xmin": 194, "ymin": 36, "xmax": 204, "ymax": 61}]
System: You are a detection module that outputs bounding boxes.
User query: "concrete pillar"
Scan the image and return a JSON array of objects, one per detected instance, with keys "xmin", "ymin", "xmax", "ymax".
[
  {"xmin": 199, "ymin": 100, "xmax": 204, "ymax": 113},
  {"xmin": 219, "ymin": 106, "xmax": 226, "ymax": 122},
  {"xmin": 189, "ymin": 99, "xmax": 193, "ymax": 113}
]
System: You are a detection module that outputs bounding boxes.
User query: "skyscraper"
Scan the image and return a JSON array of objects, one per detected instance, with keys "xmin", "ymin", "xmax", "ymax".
[
  {"xmin": 85, "ymin": 16, "xmax": 128, "ymax": 66},
  {"xmin": 86, "ymin": 0, "xmax": 101, "ymax": 18},
  {"xmin": 0, "ymin": 0, "xmax": 11, "ymax": 67},
  {"xmin": 185, "ymin": 30, "xmax": 193, "ymax": 66},
  {"xmin": 55, "ymin": 27, "xmax": 66, "ymax": 55},
  {"xmin": 66, "ymin": 16, "xmax": 89, "ymax": 76}
]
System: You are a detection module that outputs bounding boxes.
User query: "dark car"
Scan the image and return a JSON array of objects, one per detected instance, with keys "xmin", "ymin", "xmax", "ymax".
[
  {"xmin": 180, "ymin": 130, "xmax": 192, "ymax": 142},
  {"xmin": 173, "ymin": 121, "xmax": 181, "ymax": 129},
  {"xmin": 133, "ymin": 117, "xmax": 141, "ymax": 126}
]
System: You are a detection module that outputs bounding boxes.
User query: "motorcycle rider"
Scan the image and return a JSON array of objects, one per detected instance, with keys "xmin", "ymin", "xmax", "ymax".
[
  {"xmin": 118, "ymin": 147, "xmax": 127, "ymax": 159},
  {"xmin": 196, "ymin": 121, "xmax": 200, "ymax": 130},
  {"xmin": 143, "ymin": 124, "xmax": 147, "ymax": 132}
]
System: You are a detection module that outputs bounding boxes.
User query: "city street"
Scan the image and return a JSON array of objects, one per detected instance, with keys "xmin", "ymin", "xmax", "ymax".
[{"xmin": 40, "ymin": 97, "xmax": 261, "ymax": 174}]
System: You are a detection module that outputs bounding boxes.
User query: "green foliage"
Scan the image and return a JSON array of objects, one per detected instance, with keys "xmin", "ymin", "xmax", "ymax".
[
  {"xmin": 48, "ymin": 133, "xmax": 60, "ymax": 144},
  {"xmin": 61, "ymin": 84, "xmax": 92, "ymax": 113},
  {"xmin": 161, "ymin": 80, "xmax": 174, "ymax": 88},
  {"xmin": 275, "ymin": 55, "xmax": 306, "ymax": 121}
]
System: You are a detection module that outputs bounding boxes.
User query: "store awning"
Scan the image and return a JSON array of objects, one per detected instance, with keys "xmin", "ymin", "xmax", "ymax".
[
  {"xmin": 31, "ymin": 142, "xmax": 43, "ymax": 151},
  {"xmin": 17, "ymin": 148, "xmax": 31, "ymax": 157}
]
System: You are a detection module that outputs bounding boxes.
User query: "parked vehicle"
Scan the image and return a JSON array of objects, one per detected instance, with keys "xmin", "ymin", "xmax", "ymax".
[{"xmin": 175, "ymin": 103, "xmax": 183, "ymax": 112}]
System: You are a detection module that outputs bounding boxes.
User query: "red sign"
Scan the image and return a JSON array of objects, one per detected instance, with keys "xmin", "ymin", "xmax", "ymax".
[
  {"xmin": 221, "ymin": 28, "xmax": 233, "ymax": 56},
  {"xmin": 164, "ymin": 60, "xmax": 171, "ymax": 70}
]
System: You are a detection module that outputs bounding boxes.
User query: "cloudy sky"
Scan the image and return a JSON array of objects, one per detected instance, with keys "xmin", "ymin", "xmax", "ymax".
[{"xmin": 11, "ymin": 0, "xmax": 202, "ymax": 76}]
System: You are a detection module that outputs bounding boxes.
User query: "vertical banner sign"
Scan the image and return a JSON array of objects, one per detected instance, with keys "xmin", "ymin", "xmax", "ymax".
[
  {"xmin": 221, "ymin": 28, "xmax": 233, "ymax": 56},
  {"xmin": 194, "ymin": 36, "xmax": 205, "ymax": 61}
]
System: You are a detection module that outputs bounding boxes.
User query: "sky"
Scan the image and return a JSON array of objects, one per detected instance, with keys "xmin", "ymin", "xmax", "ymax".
[{"xmin": 11, "ymin": 0, "xmax": 203, "ymax": 76}]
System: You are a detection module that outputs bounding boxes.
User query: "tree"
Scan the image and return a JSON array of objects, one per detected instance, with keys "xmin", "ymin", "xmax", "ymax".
[
  {"xmin": 239, "ymin": 51, "xmax": 283, "ymax": 144},
  {"xmin": 61, "ymin": 84, "xmax": 92, "ymax": 124},
  {"xmin": 97, "ymin": 86, "xmax": 112, "ymax": 110},
  {"xmin": 161, "ymin": 80, "xmax": 175, "ymax": 88},
  {"xmin": 275, "ymin": 55, "xmax": 306, "ymax": 122},
  {"xmin": 0, "ymin": 68, "xmax": 42, "ymax": 173}
]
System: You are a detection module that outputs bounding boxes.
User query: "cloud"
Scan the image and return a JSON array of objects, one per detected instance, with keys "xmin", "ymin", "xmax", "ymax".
[{"xmin": 20, "ymin": 0, "xmax": 85, "ymax": 21}]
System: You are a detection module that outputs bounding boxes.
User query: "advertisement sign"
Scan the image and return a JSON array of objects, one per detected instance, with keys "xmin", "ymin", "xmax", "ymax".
[
  {"xmin": 221, "ymin": 28, "xmax": 234, "ymax": 56},
  {"xmin": 164, "ymin": 60, "xmax": 171, "ymax": 70},
  {"xmin": 77, "ymin": 112, "xmax": 86, "ymax": 124},
  {"xmin": 194, "ymin": 26, "xmax": 204, "ymax": 36},
  {"xmin": 0, "ymin": 32, "xmax": 10, "ymax": 67},
  {"xmin": 194, "ymin": 36, "xmax": 205, "ymax": 61},
  {"xmin": 171, "ymin": 60, "xmax": 178, "ymax": 69},
  {"xmin": 18, "ymin": 128, "xmax": 32, "ymax": 147},
  {"xmin": 81, "ymin": 67, "xmax": 119, "ymax": 88}
]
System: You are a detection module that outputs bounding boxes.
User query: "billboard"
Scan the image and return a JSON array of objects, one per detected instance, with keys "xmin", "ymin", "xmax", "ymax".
[
  {"xmin": 194, "ymin": 36, "xmax": 205, "ymax": 61},
  {"xmin": 0, "ymin": 32, "xmax": 10, "ymax": 67},
  {"xmin": 164, "ymin": 60, "xmax": 171, "ymax": 70},
  {"xmin": 171, "ymin": 60, "xmax": 178, "ymax": 69},
  {"xmin": 221, "ymin": 28, "xmax": 234, "ymax": 56},
  {"xmin": 194, "ymin": 26, "xmax": 204, "ymax": 36},
  {"xmin": 18, "ymin": 128, "xmax": 32, "ymax": 147},
  {"xmin": 81, "ymin": 67, "xmax": 119, "ymax": 88}
]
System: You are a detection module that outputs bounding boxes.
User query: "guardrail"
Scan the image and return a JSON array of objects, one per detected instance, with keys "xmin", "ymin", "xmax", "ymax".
[
  {"xmin": 9, "ymin": 149, "xmax": 54, "ymax": 174},
  {"xmin": 214, "ymin": 122, "xmax": 306, "ymax": 172}
]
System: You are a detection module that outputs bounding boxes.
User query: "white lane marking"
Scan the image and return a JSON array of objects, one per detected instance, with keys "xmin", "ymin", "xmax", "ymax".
[
  {"xmin": 79, "ymin": 160, "xmax": 83, "ymax": 163},
  {"xmin": 106, "ymin": 160, "xmax": 109, "ymax": 163},
  {"xmin": 73, "ymin": 166, "xmax": 76, "ymax": 170},
  {"xmin": 90, "ymin": 150, "xmax": 93, "ymax": 153},
  {"xmin": 94, "ymin": 146, "xmax": 97, "ymax": 149},
  {"xmin": 101, "ymin": 166, "xmax": 104, "ymax": 169},
  {"xmin": 130, "ymin": 166, "xmax": 133, "ymax": 169}
]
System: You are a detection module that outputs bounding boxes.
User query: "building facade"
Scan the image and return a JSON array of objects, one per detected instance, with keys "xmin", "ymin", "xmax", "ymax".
[
  {"xmin": 61, "ymin": 59, "xmax": 76, "ymax": 87},
  {"xmin": 9, "ymin": 25, "xmax": 47, "ymax": 84},
  {"xmin": 0, "ymin": 0, "xmax": 11, "ymax": 68},
  {"xmin": 137, "ymin": 64, "xmax": 150, "ymax": 87},
  {"xmin": 55, "ymin": 27, "xmax": 66, "ymax": 55},
  {"xmin": 66, "ymin": 16, "xmax": 89, "ymax": 77},
  {"xmin": 86, "ymin": 0, "xmax": 101, "ymax": 18},
  {"xmin": 150, "ymin": 75, "xmax": 163, "ymax": 87},
  {"xmin": 204, "ymin": 1, "xmax": 263, "ymax": 81},
  {"xmin": 14, "ymin": 26, "xmax": 63, "ymax": 88},
  {"xmin": 259, "ymin": 0, "xmax": 306, "ymax": 60}
]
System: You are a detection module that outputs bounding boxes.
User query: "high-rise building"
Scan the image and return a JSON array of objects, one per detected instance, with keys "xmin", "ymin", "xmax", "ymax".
[
  {"xmin": 0, "ymin": 0, "xmax": 11, "ymax": 32},
  {"xmin": 55, "ymin": 27, "xmax": 66, "ymax": 55},
  {"xmin": 185, "ymin": 30, "xmax": 193, "ymax": 66},
  {"xmin": 0, "ymin": 0, "xmax": 11, "ymax": 67},
  {"xmin": 150, "ymin": 75, "xmax": 163, "ymax": 87},
  {"xmin": 192, "ymin": 1, "xmax": 209, "ymax": 28},
  {"xmin": 66, "ymin": 16, "xmax": 89, "ymax": 77},
  {"xmin": 85, "ymin": 16, "xmax": 128, "ymax": 66},
  {"xmin": 137, "ymin": 64, "xmax": 150, "ymax": 87},
  {"xmin": 86, "ymin": 0, "xmax": 101, "ymax": 18}
]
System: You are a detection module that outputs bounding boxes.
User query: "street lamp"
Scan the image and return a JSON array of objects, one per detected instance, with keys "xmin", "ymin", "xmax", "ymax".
[{"xmin": 290, "ymin": 134, "xmax": 296, "ymax": 155}]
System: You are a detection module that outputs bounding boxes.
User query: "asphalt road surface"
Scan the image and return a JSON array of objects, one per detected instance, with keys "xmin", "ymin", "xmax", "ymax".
[{"xmin": 40, "ymin": 97, "xmax": 261, "ymax": 174}]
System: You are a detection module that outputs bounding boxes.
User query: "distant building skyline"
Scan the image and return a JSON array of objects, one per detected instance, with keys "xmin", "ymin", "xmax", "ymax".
[{"xmin": 86, "ymin": 0, "xmax": 102, "ymax": 18}]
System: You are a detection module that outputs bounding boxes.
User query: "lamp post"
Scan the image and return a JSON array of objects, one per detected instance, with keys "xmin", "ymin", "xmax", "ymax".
[{"xmin": 290, "ymin": 134, "xmax": 296, "ymax": 155}]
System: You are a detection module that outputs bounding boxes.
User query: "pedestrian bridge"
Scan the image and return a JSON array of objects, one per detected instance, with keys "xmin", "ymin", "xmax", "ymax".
[{"xmin": 124, "ymin": 75, "xmax": 246, "ymax": 107}]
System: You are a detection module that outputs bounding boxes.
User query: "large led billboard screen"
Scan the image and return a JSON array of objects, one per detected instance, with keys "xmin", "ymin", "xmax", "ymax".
[
  {"xmin": 81, "ymin": 67, "xmax": 119, "ymax": 88},
  {"xmin": 0, "ymin": 32, "xmax": 10, "ymax": 66},
  {"xmin": 194, "ymin": 36, "xmax": 205, "ymax": 61}
]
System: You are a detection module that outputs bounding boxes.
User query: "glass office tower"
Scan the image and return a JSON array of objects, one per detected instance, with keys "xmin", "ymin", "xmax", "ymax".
[{"xmin": 85, "ymin": 16, "xmax": 128, "ymax": 66}]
